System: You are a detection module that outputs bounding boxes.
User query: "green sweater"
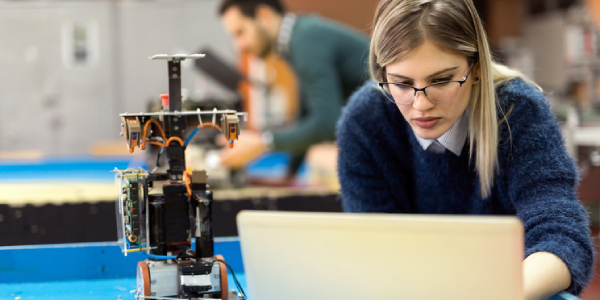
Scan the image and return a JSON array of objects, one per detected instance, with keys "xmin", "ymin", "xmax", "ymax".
[{"xmin": 273, "ymin": 15, "xmax": 370, "ymax": 156}]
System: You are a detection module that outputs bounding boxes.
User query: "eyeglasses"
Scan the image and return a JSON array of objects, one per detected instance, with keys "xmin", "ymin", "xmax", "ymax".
[{"xmin": 379, "ymin": 63, "xmax": 475, "ymax": 105}]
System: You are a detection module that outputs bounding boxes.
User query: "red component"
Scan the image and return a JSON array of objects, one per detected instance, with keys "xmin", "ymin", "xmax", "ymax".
[
  {"xmin": 159, "ymin": 94, "xmax": 169, "ymax": 107},
  {"xmin": 159, "ymin": 94, "xmax": 183, "ymax": 107},
  {"xmin": 137, "ymin": 261, "xmax": 151, "ymax": 297},
  {"xmin": 214, "ymin": 255, "xmax": 229, "ymax": 300}
]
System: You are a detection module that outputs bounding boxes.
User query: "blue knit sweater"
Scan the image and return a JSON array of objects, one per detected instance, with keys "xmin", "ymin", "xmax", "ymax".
[{"xmin": 337, "ymin": 78, "xmax": 594, "ymax": 295}]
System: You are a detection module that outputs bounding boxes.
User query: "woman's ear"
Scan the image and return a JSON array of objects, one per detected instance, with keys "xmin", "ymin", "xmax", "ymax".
[{"xmin": 472, "ymin": 61, "xmax": 481, "ymax": 85}]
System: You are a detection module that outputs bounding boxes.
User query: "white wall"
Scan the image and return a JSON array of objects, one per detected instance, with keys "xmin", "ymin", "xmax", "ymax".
[{"xmin": 0, "ymin": 0, "xmax": 235, "ymax": 155}]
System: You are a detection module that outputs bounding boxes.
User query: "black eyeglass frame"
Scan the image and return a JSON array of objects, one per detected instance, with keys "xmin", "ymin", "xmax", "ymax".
[{"xmin": 378, "ymin": 63, "xmax": 475, "ymax": 105}]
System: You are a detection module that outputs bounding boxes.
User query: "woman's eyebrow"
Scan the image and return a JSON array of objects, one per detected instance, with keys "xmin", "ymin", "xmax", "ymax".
[{"xmin": 387, "ymin": 66, "xmax": 460, "ymax": 81}]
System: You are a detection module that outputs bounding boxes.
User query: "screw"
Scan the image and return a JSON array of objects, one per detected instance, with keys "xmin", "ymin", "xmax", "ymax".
[
  {"xmin": 121, "ymin": 122, "xmax": 124, "ymax": 127},
  {"xmin": 120, "ymin": 132, "xmax": 123, "ymax": 137},
  {"xmin": 173, "ymin": 74, "xmax": 178, "ymax": 79},
  {"xmin": 177, "ymin": 175, "xmax": 182, "ymax": 180},
  {"xmin": 174, "ymin": 126, "xmax": 179, "ymax": 130},
  {"xmin": 171, "ymin": 175, "xmax": 176, "ymax": 180},
  {"xmin": 173, "ymin": 117, "xmax": 178, "ymax": 122}
]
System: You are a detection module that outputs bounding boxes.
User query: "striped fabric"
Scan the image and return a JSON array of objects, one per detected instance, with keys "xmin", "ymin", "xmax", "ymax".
[{"xmin": 413, "ymin": 111, "xmax": 469, "ymax": 155}]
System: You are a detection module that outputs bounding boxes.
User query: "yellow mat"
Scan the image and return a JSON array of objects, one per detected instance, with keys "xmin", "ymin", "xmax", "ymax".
[
  {"xmin": 0, "ymin": 182, "xmax": 336, "ymax": 206},
  {"xmin": 0, "ymin": 182, "xmax": 115, "ymax": 205}
]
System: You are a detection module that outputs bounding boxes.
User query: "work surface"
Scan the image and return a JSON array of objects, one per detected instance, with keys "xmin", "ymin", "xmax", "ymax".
[
  {"xmin": 0, "ymin": 238, "xmax": 579, "ymax": 300},
  {"xmin": 0, "ymin": 238, "xmax": 246, "ymax": 300}
]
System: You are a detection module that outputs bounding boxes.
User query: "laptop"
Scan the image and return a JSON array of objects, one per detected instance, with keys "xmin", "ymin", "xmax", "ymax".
[{"xmin": 237, "ymin": 211, "xmax": 524, "ymax": 300}]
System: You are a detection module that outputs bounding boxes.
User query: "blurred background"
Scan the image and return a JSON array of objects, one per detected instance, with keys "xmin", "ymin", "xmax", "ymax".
[{"xmin": 0, "ymin": 0, "xmax": 600, "ymax": 297}]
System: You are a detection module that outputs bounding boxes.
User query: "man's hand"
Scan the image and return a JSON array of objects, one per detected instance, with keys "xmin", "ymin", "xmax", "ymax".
[{"xmin": 219, "ymin": 130, "xmax": 267, "ymax": 169}]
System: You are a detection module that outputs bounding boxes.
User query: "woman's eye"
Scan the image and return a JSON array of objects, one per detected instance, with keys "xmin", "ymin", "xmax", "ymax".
[{"xmin": 433, "ymin": 77, "xmax": 452, "ymax": 83}]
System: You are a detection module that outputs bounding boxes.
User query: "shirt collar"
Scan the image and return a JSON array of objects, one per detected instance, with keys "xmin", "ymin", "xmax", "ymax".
[
  {"xmin": 275, "ymin": 13, "xmax": 297, "ymax": 58},
  {"xmin": 413, "ymin": 111, "xmax": 469, "ymax": 156}
]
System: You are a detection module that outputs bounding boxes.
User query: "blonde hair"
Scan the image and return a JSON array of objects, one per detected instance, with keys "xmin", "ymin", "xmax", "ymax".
[{"xmin": 370, "ymin": 0, "xmax": 535, "ymax": 198}]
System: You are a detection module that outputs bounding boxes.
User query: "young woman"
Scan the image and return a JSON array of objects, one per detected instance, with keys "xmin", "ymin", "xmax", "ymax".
[{"xmin": 336, "ymin": 1, "xmax": 594, "ymax": 299}]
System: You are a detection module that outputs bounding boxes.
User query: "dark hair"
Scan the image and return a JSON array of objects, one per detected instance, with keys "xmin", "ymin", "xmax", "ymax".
[{"xmin": 219, "ymin": 0, "xmax": 285, "ymax": 17}]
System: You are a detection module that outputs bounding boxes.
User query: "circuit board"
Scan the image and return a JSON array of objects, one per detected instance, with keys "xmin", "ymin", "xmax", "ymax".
[{"xmin": 114, "ymin": 169, "xmax": 147, "ymax": 255}]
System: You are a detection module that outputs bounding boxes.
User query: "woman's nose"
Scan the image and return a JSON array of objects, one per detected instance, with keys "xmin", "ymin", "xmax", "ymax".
[{"xmin": 412, "ymin": 90, "xmax": 435, "ymax": 111}]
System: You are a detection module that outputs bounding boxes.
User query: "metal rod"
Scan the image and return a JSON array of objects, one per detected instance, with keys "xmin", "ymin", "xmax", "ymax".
[
  {"xmin": 197, "ymin": 108, "xmax": 203, "ymax": 127},
  {"xmin": 149, "ymin": 54, "xmax": 206, "ymax": 61},
  {"xmin": 120, "ymin": 111, "xmax": 247, "ymax": 118}
]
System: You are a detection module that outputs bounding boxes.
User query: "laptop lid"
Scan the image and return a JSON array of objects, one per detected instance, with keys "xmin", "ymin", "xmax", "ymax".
[{"xmin": 237, "ymin": 211, "xmax": 524, "ymax": 300}]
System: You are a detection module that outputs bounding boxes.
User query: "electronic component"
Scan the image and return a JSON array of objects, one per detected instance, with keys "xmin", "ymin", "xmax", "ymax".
[
  {"xmin": 121, "ymin": 116, "xmax": 142, "ymax": 153},
  {"xmin": 223, "ymin": 114, "xmax": 240, "ymax": 148}
]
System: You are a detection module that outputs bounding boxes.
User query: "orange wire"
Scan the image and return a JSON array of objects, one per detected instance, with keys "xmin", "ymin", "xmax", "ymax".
[
  {"xmin": 166, "ymin": 137, "xmax": 184, "ymax": 146},
  {"xmin": 201, "ymin": 122, "xmax": 221, "ymax": 131},
  {"xmin": 144, "ymin": 119, "xmax": 167, "ymax": 140},
  {"xmin": 138, "ymin": 120, "xmax": 222, "ymax": 151},
  {"xmin": 141, "ymin": 119, "xmax": 167, "ymax": 150},
  {"xmin": 148, "ymin": 141, "xmax": 166, "ymax": 147},
  {"xmin": 182, "ymin": 171, "xmax": 192, "ymax": 197},
  {"xmin": 140, "ymin": 119, "xmax": 186, "ymax": 149}
]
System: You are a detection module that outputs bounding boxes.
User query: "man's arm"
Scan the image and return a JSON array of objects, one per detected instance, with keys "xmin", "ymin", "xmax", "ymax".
[{"xmin": 271, "ymin": 38, "xmax": 345, "ymax": 156}]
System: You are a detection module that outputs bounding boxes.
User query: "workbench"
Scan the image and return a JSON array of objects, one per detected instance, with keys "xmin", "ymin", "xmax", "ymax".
[{"xmin": 0, "ymin": 238, "xmax": 579, "ymax": 300}]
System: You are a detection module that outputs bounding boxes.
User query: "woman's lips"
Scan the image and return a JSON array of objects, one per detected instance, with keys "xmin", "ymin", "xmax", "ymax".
[{"xmin": 413, "ymin": 117, "xmax": 441, "ymax": 129}]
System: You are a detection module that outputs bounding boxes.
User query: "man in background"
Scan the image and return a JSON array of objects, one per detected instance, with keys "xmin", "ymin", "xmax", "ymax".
[{"xmin": 218, "ymin": 0, "xmax": 370, "ymax": 178}]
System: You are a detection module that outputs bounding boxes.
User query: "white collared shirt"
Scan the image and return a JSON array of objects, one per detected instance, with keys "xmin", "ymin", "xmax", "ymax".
[
  {"xmin": 413, "ymin": 111, "xmax": 469, "ymax": 156},
  {"xmin": 275, "ymin": 13, "xmax": 297, "ymax": 58}
]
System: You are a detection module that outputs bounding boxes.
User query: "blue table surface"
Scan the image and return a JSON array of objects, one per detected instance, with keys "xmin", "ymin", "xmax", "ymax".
[
  {"xmin": 0, "ymin": 152, "xmax": 299, "ymax": 182},
  {"xmin": 0, "ymin": 238, "xmax": 578, "ymax": 300},
  {"xmin": 0, "ymin": 238, "xmax": 246, "ymax": 300}
]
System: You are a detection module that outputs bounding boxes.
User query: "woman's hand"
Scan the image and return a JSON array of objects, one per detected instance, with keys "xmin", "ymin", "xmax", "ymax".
[{"xmin": 523, "ymin": 251, "xmax": 572, "ymax": 300}]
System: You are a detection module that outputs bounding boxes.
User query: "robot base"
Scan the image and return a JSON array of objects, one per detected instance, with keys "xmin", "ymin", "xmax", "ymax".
[{"xmin": 137, "ymin": 255, "xmax": 228, "ymax": 300}]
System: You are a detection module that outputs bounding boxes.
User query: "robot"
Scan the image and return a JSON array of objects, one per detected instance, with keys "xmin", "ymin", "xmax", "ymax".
[{"xmin": 114, "ymin": 54, "xmax": 247, "ymax": 300}]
